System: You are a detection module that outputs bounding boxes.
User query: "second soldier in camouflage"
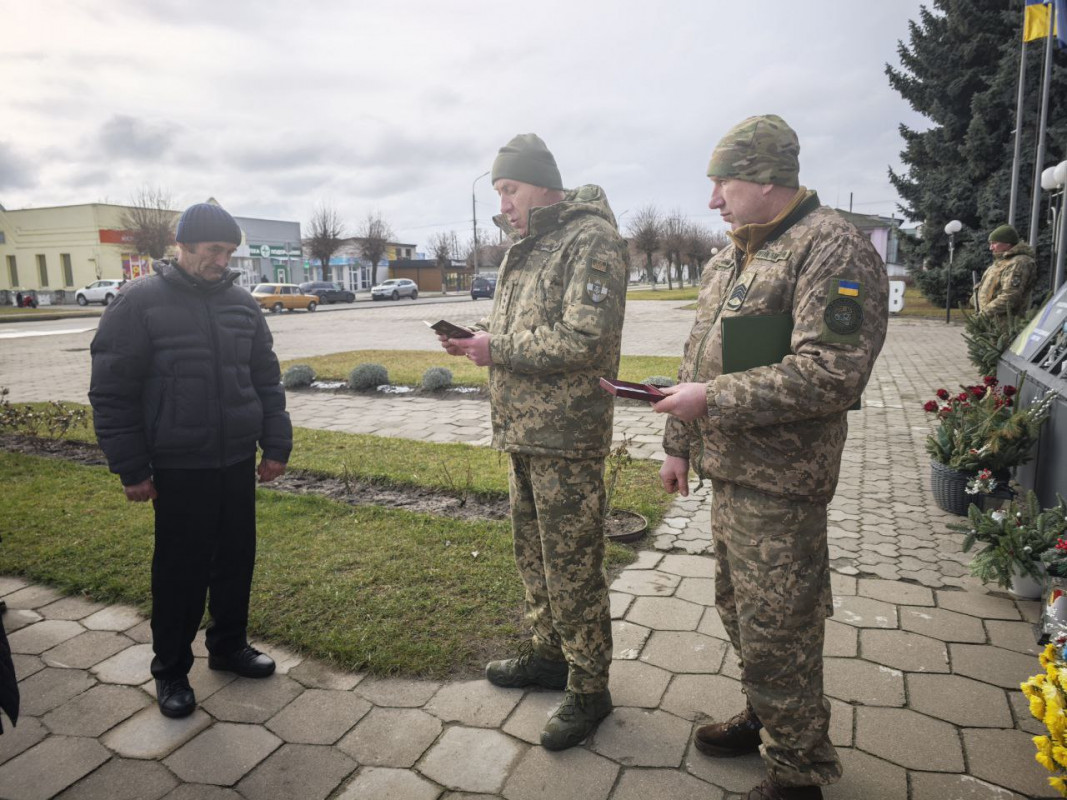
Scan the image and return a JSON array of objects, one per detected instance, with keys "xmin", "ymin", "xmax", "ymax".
[
  {"xmin": 655, "ymin": 115, "xmax": 889, "ymax": 800},
  {"xmin": 438, "ymin": 133, "xmax": 629, "ymax": 751}
]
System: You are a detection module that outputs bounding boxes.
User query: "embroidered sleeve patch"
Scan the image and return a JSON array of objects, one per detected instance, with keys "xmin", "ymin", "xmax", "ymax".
[
  {"xmin": 590, "ymin": 259, "xmax": 609, "ymax": 273},
  {"xmin": 586, "ymin": 279, "xmax": 610, "ymax": 303},
  {"xmin": 824, "ymin": 297, "xmax": 864, "ymax": 335},
  {"xmin": 836, "ymin": 280, "xmax": 860, "ymax": 297}
]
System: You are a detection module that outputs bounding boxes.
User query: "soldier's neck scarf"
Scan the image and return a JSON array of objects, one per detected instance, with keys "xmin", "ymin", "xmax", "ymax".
[{"xmin": 727, "ymin": 187, "xmax": 809, "ymax": 269}]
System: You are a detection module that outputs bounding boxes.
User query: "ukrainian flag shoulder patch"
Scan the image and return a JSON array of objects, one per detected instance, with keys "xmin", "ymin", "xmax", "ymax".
[{"xmin": 837, "ymin": 280, "xmax": 860, "ymax": 297}]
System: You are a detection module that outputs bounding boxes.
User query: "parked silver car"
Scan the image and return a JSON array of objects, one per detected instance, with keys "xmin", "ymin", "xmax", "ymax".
[
  {"xmin": 75, "ymin": 279, "xmax": 125, "ymax": 306},
  {"xmin": 371, "ymin": 278, "xmax": 418, "ymax": 301}
]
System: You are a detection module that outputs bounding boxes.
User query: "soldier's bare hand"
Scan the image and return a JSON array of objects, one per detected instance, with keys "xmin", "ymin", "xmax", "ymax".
[
  {"xmin": 660, "ymin": 456, "xmax": 690, "ymax": 497},
  {"xmin": 258, "ymin": 458, "xmax": 286, "ymax": 483},
  {"xmin": 124, "ymin": 478, "xmax": 158, "ymax": 503},
  {"xmin": 653, "ymin": 383, "xmax": 708, "ymax": 422},
  {"xmin": 452, "ymin": 332, "xmax": 492, "ymax": 367},
  {"xmin": 437, "ymin": 333, "xmax": 465, "ymax": 356}
]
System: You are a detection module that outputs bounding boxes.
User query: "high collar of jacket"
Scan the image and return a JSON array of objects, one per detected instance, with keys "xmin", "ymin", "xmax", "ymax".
[
  {"xmin": 493, "ymin": 184, "xmax": 618, "ymax": 242},
  {"xmin": 998, "ymin": 241, "xmax": 1035, "ymax": 260},
  {"xmin": 155, "ymin": 258, "xmax": 239, "ymax": 294},
  {"xmin": 726, "ymin": 187, "xmax": 819, "ymax": 259}
]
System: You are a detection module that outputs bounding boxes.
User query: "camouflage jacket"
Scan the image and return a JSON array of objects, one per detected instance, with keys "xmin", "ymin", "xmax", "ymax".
[
  {"xmin": 662, "ymin": 191, "xmax": 889, "ymax": 502},
  {"xmin": 478, "ymin": 185, "xmax": 629, "ymax": 458},
  {"xmin": 976, "ymin": 242, "xmax": 1036, "ymax": 318}
]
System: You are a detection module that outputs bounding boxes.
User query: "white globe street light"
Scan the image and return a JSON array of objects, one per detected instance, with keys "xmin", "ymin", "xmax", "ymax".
[{"xmin": 944, "ymin": 220, "xmax": 962, "ymax": 324}]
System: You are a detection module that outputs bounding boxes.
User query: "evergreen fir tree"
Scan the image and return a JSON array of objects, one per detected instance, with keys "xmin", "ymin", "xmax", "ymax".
[{"xmin": 888, "ymin": 0, "xmax": 1067, "ymax": 307}]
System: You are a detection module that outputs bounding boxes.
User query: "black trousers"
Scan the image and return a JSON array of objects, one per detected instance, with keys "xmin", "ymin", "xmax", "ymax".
[{"xmin": 150, "ymin": 458, "xmax": 257, "ymax": 679}]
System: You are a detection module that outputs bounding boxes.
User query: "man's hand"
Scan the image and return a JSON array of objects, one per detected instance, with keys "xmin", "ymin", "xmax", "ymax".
[
  {"xmin": 653, "ymin": 382, "xmax": 709, "ymax": 423},
  {"xmin": 124, "ymin": 478, "xmax": 158, "ymax": 503},
  {"xmin": 258, "ymin": 458, "xmax": 286, "ymax": 483},
  {"xmin": 451, "ymin": 331, "xmax": 492, "ymax": 367},
  {"xmin": 660, "ymin": 455, "xmax": 691, "ymax": 497},
  {"xmin": 437, "ymin": 333, "xmax": 465, "ymax": 357}
]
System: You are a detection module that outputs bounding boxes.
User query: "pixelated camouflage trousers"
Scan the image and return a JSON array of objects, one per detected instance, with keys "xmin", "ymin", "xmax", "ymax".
[
  {"xmin": 711, "ymin": 478, "xmax": 841, "ymax": 788},
  {"xmin": 509, "ymin": 454, "xmax": 612, "ymax": 693}
]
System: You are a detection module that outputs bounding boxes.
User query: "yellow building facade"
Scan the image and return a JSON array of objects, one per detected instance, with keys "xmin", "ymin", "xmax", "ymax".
[{"xmin": 0, "ymin": 203, "xmax": 166, "ymax": 302}]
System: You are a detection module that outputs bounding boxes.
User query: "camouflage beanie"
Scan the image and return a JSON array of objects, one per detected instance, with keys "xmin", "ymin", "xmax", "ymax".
[
  {"xmin": 988, "ymin": 224, "xmax": 1020, "ymax": 245},
  {"xmin": 491, "ymin": 133, "xmax": 564, "ymax": 190},
  {"xmin": 707, "ymin": 114, "xmax": 800, "ymax": 188}
]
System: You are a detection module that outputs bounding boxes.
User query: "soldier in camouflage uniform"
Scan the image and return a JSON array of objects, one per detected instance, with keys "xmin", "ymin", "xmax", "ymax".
[
  {"xmin": 975, "ymin": 224, "xmax": 1036, "ymax": 318},
  {"xmin": 438, "ymin": 133, "xmax": 629, "ymax": 750},
  {"xmin": 655, "ymin": 115, "xmax": 889, "ymax": 800}
]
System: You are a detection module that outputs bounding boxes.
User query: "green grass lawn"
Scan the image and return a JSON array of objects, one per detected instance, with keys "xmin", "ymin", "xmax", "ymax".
[
  {"xmin": 626, "ymin": 287, "xmax": 699, "ymax": 302},
  {"xmin": 897, "ymin": 286, "xmax": 966, "ymax": 321},
  {"xmin": 0, "ymin": 402, "xmax": 678, "ymax": 677},
  {"xmin": 281, "ymin": 351, "xmax": 681, "ymax": 386}
]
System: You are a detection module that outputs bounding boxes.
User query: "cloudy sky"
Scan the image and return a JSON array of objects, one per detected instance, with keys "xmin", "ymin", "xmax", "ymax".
[{"xmin": 1, "ymin": 0, "xmax": 929, "ymax": 249}]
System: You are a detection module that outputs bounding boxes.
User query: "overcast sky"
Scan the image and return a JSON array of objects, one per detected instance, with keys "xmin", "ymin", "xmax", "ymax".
[{"xmin": 1, "ymin": 0, "xmax": 929, "ymax": 249}]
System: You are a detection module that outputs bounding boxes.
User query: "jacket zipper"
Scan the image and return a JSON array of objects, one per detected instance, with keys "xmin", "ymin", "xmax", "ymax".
[{"xmin": 206, "ymin": 295, "xmax": 227, "ymax": 466}]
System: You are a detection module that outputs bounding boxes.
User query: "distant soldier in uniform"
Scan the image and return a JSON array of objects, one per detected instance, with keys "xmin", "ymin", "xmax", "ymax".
[
  {"xmin": 437, "ymin": 133, "xmax": 628, "ymax": 750},
  {"xmin": 975, "ymin": 224, "xmax": 1036, "ymax": 318},
  {"xmin": 654, "ymin": 115, "xmax": 889, "ymax": 800}
]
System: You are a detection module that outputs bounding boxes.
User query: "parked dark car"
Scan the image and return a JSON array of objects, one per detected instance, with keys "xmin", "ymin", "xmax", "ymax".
[
  {"xmin": 471, "ymin": 275, "xmax": 497, "ymax": 300},
  {"xmin": 299, "ymin": 281, "xmax": 355, "ymax": 304}
]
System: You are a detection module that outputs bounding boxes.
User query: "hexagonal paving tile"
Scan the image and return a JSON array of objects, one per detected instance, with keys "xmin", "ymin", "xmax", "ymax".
[
  {"xmin": 610, "ymin": 569, "xmax": 681, "ymax": 597},
  {"xmin": 857, "ymin": 578, "xmax": 934, "ymax": 606},
  {"xmin": 424, "ymin": 679, "xmax": 523, "ymax": 727},
  {"xmin": 859, "ymin": 628, "xmax": 949, "ymax": 672},
  {"xmin": 163, "ymin": 722, "xmax": 282, "ymax": 786},
  {"xmin": 831, "ymin": 596, "xmax": 898, "ymax": 629},
  {"xmin": 265, "ymin": 688, "xmax": 371, "ymax": 744},
  {"xmin": 963, "ymin": 727, "xmax": 1058, "ymax": 797},
  {"xmin": 937, "ymin": 590, "xmax": 1020, "ymax": 620},
  {"xmin": 235, "ymin": 743, "xmax": 356, "ymax": 800},
  {"xmin": 625, "ymin": 596, "xmax": 704, "ymax": 631},
  {"xmin": 907, "ymin": 673, "xmax": 1013, "ymax": 728},
  {"xmin": 609, "ymin": 659, "xmax": 672, "ymax": 708},
  {"xmin": 659, "ymin": 673, "xmax": 745, "ymax": 723},
  {"xmin": 854, "ymin": 707, "xmax": 963, "ymax": 771},
  {"xmin": 823, "ymin": 658, "xmax": 904, "ymax": 706},
  {"xmin": 612, "ymin": 767, "xmax": 724, "ymax": 800},
  {"xmin": 590, "ymin": 707, "xmax": 690, "ymax": 767},
  {"xmin": 335, "ymin": 766, "xmax": 441, "ymax": 800},
  {"xmin": 503, "ymin": 746, "xmax": 618, "ymax": 800},
  {"xmin": 337, "ymin": 706, "xmax": 443, "ymax": 767},
  {"xmin": 950, "ymin": 643, "xmax": 1039, "ymax": 689},
  {"xmin": 639, "ymin": 631, "xmax": 726, "ymax": 674},
  {"xmin": 419, "ymin": 726, "xmax": 523, "ymax": 794}
]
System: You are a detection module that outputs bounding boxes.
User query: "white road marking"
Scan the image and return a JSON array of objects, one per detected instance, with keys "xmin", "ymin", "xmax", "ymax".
[{"xmin": 0, "ymin": 326, "xmax": 97, "ymax": 339}]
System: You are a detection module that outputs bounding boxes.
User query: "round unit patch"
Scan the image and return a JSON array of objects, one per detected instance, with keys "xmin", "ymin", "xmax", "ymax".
[{"xmin": 824, "ymin": 297, "xmax": 863, "ymax": 335}]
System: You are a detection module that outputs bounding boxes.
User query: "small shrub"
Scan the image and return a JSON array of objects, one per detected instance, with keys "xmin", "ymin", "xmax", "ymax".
[
  {"xmin": 348, "ymin": 363, "xmax": 389, "ymax": 391},
  {"xmin": 422, "ymin": 367, "xmax": 453, "ymax": 391},
  {"xmin": 643, "ymin": 375, "xmax": 676, "ymax": 388},
  {"xmin": 282, "ymin": 364, "xmax": 316, "ymax": 389}
]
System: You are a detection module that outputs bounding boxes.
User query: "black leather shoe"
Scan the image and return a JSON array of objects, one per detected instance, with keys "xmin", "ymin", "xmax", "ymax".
[
  {"xmin": 156, "ymin": 676, "xmax": 195, "ymax": 718},
  {"xmin": 208, "ymin": 645, "xmax": 276, "ymax": 678}
]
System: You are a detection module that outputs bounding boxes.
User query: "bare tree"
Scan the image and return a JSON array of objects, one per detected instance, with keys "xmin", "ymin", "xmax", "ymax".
[
  {"xmin": 306, "ymin": 202, "xmax": 346, "ymax": 281},
  {"xmin": 429, "ymin": 230, "xmax": 461, "ymax": 293},
  {"xmin": 661, "ymin": 210, "xmax": 688, "ymax": 290},
  {"xmin": 121, "ymin": 185, "xmax": 177, "ymax": 260},
  {"xmin": 684, "ymin": 224, "xmax": 716, "ymax": 283},
  {"xmin": 627, "ymin": 205, "xmax": 662, "ymax": 289},
  {"xmin": 357, "ymin": 212, "xmax": 394, "ymax": 279}
]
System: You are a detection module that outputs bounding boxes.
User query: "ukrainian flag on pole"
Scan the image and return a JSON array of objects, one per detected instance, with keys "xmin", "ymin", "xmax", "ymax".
[{"xmin": 1024, "ymin": 0, "xmax": 1067, "ymax": 46}]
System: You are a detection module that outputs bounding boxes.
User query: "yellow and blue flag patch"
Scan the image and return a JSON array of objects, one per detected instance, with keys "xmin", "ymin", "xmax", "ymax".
[{"xmin": 837, "ymin": 280, "xmax": 860, "ymax": 297}]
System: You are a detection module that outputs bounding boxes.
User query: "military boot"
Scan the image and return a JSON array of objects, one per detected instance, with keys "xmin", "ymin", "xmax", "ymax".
[
  {"xmin": 745, "ymin": 779, "xmax": 823, "ymax": 799},
  {"xmin": 540, "ymin": 689, "xmax": 613, "ymax": 751},
  {"xmin": 485, "ymin": 643, "xmax": 568, "ymax": 690},
  {"xmin": 694, "ymin": 704, "xmax": 763, "ymax": 756}
]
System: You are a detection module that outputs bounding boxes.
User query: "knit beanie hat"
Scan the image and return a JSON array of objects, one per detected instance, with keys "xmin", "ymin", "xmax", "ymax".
[
  {"xmin": 707, "ymin": 114, "xmax": 800, "ymax": 188},
  {"xmin": 175, "ymin": 203, "xmax": 243, "ymax": 246},
  {"xmin": 491, "ymin": 134, "xmax": 564, "ymax": 190},
  {"xmin": 988, "ymin": 224, "xmax": 1020, "ymax": 245}
]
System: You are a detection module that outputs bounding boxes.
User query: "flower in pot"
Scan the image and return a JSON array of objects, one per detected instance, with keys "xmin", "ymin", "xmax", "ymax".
[
  {"xmin": 1021, "ymin": 643, "xmax": 1067, "ymax": 796},
  {"xmin": 948, "ymin": 489, "xmax": 1066, "ymax": 595},
  {"xmin": 924, "ymin": 376, "xmax": 1055, "ymax": 515}
]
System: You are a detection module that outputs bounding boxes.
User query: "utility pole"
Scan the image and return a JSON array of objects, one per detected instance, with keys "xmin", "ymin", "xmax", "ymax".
[{"xmin": 472, "ymin": 170, "xmax": 489, "ymax": 273}]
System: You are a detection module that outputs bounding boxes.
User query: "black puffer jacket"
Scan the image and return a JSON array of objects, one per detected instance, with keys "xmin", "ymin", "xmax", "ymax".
[{"xmin": 89, "ymin": 260, "xmax": 292, "ymax": 485}]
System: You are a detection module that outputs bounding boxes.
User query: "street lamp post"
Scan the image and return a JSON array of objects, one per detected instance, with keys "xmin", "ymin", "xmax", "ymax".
[
  {"xmin": 944, "ymin": 220, "xmax": 962, "ymax": 324},
  {"xmin": 472, "ymin": 170, "xmax": 490, "ymax": 273}
]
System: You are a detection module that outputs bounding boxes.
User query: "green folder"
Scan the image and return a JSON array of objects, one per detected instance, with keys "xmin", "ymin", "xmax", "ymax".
[{"xmin": 721, "ymin": 313, "xmax": 861, "ymax": 410}]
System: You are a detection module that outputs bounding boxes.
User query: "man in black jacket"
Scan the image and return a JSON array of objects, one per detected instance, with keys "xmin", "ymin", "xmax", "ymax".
[{"xmin": 90, "ymin": 202, "xmax": 292, "ymax": 719}]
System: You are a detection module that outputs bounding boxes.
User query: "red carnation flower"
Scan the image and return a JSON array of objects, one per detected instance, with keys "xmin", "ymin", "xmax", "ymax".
[
  {"xmin": 970, "ymin": 385, "xmax": 985, "ymax": 398},
  {"xmin": 1003, "ymin": 385, "xmax": 1017, "ymax": 397},
  {"xmin": 936, "ymin": 388, "xmax": 950, "ymax": 400},
  {"xmin": 923, "ymin": 400, "xmax": 938, "ymax": 412},
  {"xmin": 983, "ymin": 375, "xmax": 998, "ymax": 386},
  {"xmin": 957, "ymin": 392, "xmax": 969, "ymax": 402},
  {"xmin": 1005, "ymin": 398, "xmax": 1014, "ymax": 407}
]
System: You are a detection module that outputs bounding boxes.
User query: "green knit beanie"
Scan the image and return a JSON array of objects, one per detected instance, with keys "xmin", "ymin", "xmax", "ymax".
[
  {"xmin": 707, "ymin": 114, "xmax": 800, "ymax": 188},
  {"xmin": 988, "ymin": 224, "xmax": 1020, "ymax": 245},
  {"xmin": 491, "ymin": 133, "xmax": 564, "ymax": 190}
]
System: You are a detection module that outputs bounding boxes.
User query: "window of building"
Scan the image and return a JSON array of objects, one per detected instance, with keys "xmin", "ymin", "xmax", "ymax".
[
  {"xmin": 36, "ymin": 254, "xmax": 48, "ymax": 287},
  {"xmin": 6, "ymin": 255, "xmax": 17, "ymax": 287},
  {"xmin": 61, "ymin": 253, "xmax": 74, "ymax": 287}
]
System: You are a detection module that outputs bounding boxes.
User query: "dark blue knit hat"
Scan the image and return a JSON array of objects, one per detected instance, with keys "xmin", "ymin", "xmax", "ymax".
[{"xmin": 175, "ymin": 203, "xmax": 243, "ymax": 245}]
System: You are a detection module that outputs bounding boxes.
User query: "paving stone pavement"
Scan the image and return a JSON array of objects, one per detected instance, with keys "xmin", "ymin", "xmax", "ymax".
[{"xmin": 0, "ymin": 311, "xmax": 1056, "ymax": 798}]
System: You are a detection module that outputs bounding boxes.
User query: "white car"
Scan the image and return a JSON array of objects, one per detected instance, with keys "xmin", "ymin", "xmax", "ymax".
[
  {"xmin": 371, "ymin": 278, "xmax": 418, "ymax": 301},
  {"xmin": 75, "ymin": 279, "xmax": 125, "ymax": 306}
]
